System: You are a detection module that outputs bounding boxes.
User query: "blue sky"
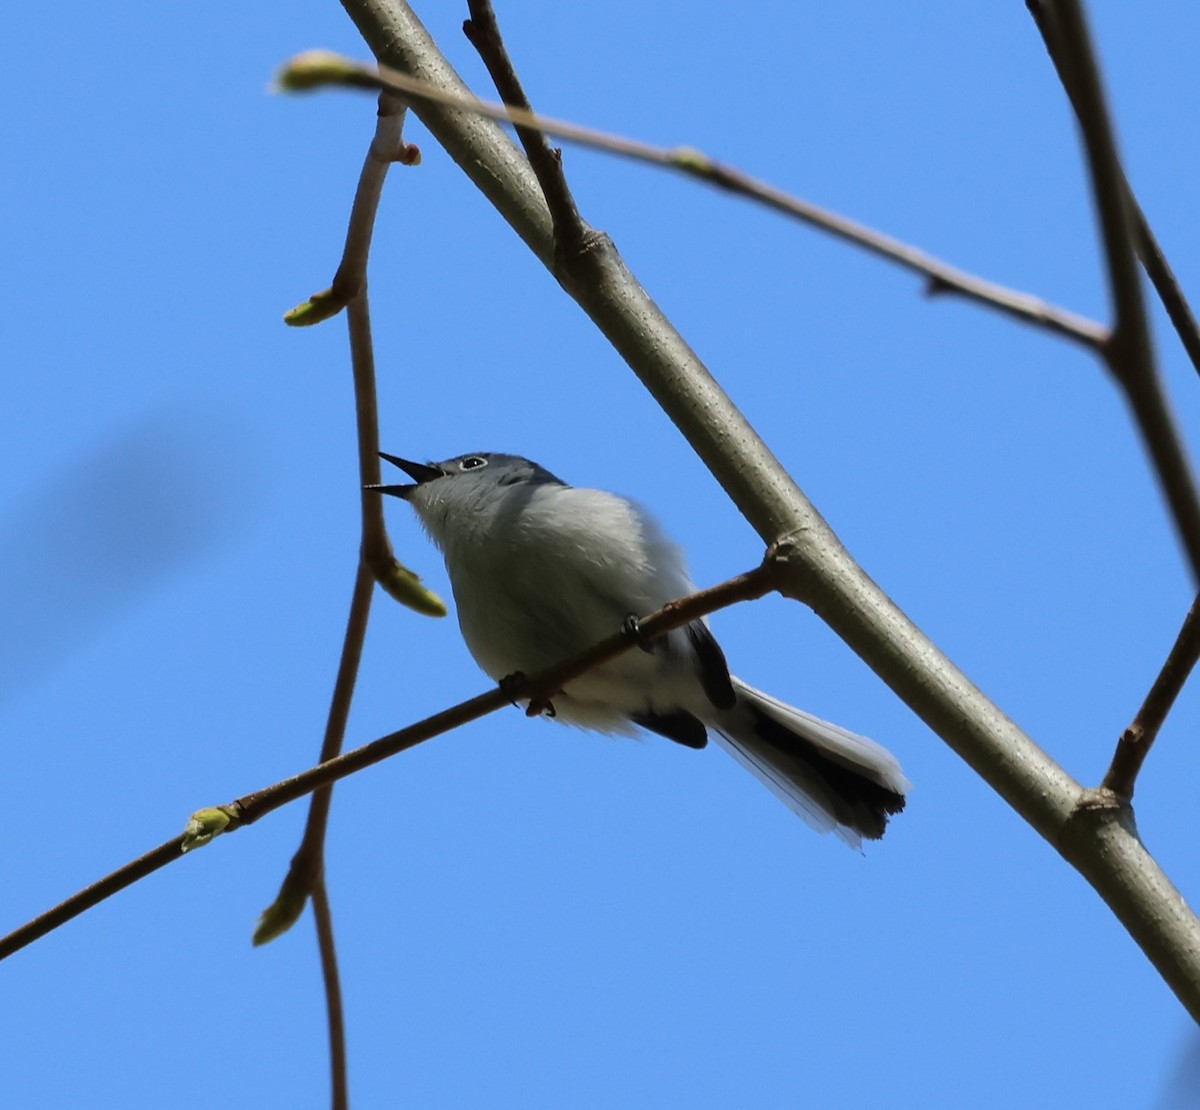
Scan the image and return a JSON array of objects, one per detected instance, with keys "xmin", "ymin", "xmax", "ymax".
[{"xmin": 4, "ymin": 2, "xmax": 1200, "ymax": 1106}]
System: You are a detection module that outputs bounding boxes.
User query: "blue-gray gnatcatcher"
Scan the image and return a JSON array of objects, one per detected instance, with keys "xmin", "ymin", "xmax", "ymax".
[{"xmin": 374, "ymin": 451, "xmax": 907, "ymax": 845}]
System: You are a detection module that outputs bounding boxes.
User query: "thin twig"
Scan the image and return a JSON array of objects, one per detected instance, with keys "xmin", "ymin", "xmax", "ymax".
[
  {"xmin": 312, "ymin": 880, "xmax": 350, "ymax": 1110},
  {"xmin": 0, "ymin": 562, "xmax": 776, "ymax": 961},
  {"xmin": 1034, "ymin": 1, "xmax": 1147, "ymax": 357},
  {"xmin": 1026, "ymin": 0, "xmax": 1200, "ymax": 379},
  {"xmin": 249, "ymin": 570, "xmax": 371, "ymax": 1110},
  {"xmin": 258, "ymin": 95, "xmax": 431, "ymax": 946},
  {"xmin": 1027, "ymin": 0, "xmax": 1200, "ymax": 580},
  {"xmin": 254, "ymin": 563, "xmax": 375, "ymax": 946},
  {"xmin": 0, "ymin": 839, "xmax": 183, "ymax": 962},
  {"xmin": 231, "ymin": 561, "xmax": 775, "ymax": 822},
  {"xmin": 278, "ymin": 51, "xmax": 1107, "ymax": 349},
  {"xmin": 1102, "ymin": 593, "xmax": 1200, "ymax": 800},
  {"xmin": 463, "ymin": 0, "xmax": 588, "ymax": 256},
  {"xmin": 257, "ymin": 93, "xmax": 426, "ymax": 1105},
  {"xmin": 1129, "ymin": 194, "xmax": 1200, "ymax": 382},
  {"xmin": 348, "ymin": 100, "xmax": 443, "ymax": 614}
]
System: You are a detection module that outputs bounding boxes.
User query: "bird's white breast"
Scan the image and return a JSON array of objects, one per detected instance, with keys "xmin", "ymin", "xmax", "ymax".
[{"xmin": 413, "ymin": 480, "xmax": 703, "ymax": 728}]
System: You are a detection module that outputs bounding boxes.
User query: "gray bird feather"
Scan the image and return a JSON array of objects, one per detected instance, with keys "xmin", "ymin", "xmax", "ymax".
[{"xmin": 376, "ymin": 451, "xmax": 908, "ymax": 846}]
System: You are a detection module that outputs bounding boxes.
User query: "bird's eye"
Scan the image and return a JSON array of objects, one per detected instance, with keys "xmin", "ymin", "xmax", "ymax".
[{"xmin": 459, "ymin": 456, "xmax": 488, "ymax": 471}]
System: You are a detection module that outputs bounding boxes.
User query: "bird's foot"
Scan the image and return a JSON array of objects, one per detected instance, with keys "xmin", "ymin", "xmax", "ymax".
[
  {"xmin": 499, "ymin": 672, "xmax": 557, "ymax": 719},
  {"xmin": 623, "ymin": 614, "xmax": 658, "ymax": 654},
  {"xmin": 498, "ymin": 671, "xmax": 526, "ymax": 706}
]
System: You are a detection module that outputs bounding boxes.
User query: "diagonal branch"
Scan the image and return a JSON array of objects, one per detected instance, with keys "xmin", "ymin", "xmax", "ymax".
[
  {"xmin": 279, "ymin": 50, "xmax": 1107, "ymax": 349},
  {"xmin": 1102, "ymin": 593, "xmax": 1200, "ymax": 800},
  {"xmin": 462, "ymin": 0, "xmax": 588, "ymax": 255},
  {"xmin": 0, "ymin": 839, "xmax": 183, "ymax": 963},
  {"xmin": 1127, "ymin": 198, "xmax": 1200, "ymax": 382},
  {"xmin": 1027, "ymin": 0, "xmax": 1200, "ymax": 580},
  {"xmin": 321, "ymin": 0, "xmax": 1200, "ymax": 1020},
  {"xmin": 1030, "ymin": 1, "xmax": 1148, "ymax": 356},
  {"xmin": 0, "ymin": 563, "xmax": 774, "ymax": 962},
  {"xmin": 1026, "ymin": 0, "xmax": 1200, "ymax": 380},
  {"xmin": 253, "ymin": 563, "xmax": 375, "ymax": 948}
]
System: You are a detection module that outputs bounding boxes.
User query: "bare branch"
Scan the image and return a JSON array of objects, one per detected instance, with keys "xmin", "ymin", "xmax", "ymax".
[
  {"xmin": 278, "ymin": 50, "xmax": 1106, "ymax": 349},
  {"xmin": 260, "ymin": 93, "xmax": 431, "ymax": 1104},
  {"xmin": 230, "ymin": 562, "xmax": 775, "ymax": 826},
  {"xmin": 1129, "ymin": 195, "xmax": 1200, "ymax": 382},
  {"xmin": 1029, "ymin": 1, "xmax": 1200, "ymax": 375},
  {"xmin": 259, "ymin": 94, "xmax": 440, "ymax": 943},
  {"xmin": 0, "ymin": 563, "xmax": 774, "ymax": 961},
  {"xmin": 321, "ymin": 0, "xmax": 1200, "ymax": 1019},
  {"xmin": 462, "ymin": 0, "xmax": 588, "ymax": 255},
  {"xmin": 1031, "ymin": 1, "xmax": 1146, "ymax": 355},
  {"xmin": 0, "ymin": 839, "xmax": 183, "ymax": 962},
  {"xmin": 1027, "ymin": 0, "xmax": 1200, "ymax": 579},
  {"xmin": 312, "ymin": 880, "xmax": 349, "ymax": 1110},
  {"xmin": 252, "ymin": 564, "xmax": 374, "ymax": 950},
  {"xmin": 1103, "ymin": 593, "xmax": 1200, "ymax": 800}
]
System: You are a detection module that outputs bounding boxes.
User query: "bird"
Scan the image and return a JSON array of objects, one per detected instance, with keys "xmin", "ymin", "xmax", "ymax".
[{"xmin": 372, "ymin": 451, "xmax": 908, "ymax": 846}]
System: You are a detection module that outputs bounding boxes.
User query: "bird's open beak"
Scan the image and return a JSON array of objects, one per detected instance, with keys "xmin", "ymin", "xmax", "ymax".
[{"xmin": 366, "ymin": 452, "xmax": 444, "ymax": 499}]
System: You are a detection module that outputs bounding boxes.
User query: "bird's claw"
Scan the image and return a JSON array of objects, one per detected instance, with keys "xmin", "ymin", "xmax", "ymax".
[
  {"xmin": 623, "ymin": 614, "xmax": 657, "ymax": 654},
  {"xmin": 499, "ymin": 672, "xmax": 526, "ymax": 707},
  {"xmin": 499, "ymin": 672, "xmax": 557, "ymax": 718}
]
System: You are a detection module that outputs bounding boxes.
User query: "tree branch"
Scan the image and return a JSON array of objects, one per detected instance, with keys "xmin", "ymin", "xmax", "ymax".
[
  {"xmin": 0, "ymin": 563, "xmax": 775, "ymax": 962},
  {"xmin": 462, "ymin": 0, "xmax": 588, "ymax": 256},
  {"xmin": 320, "ymin": 0, "xmax": 1200, "ymax": 1019},
  {"xmin": 312, "ymin": 880, "xmax": 349, "ymax": 1110},
  {"xmin": 1129, "ymin": 193, "xmax": 1200, "ymax": 382},
  {"xmin": 1027, "ymin": 0, "xmax": 1200, "ymax": 580},
  {"xmin": 278, "ymin": 50, "xmax": 1106, "ymax": 349},
  {"xmin": 1026, "ymin": 0, "xmax": 1200, "ymax": 376},
  {"xmin": 264, "ymin": 92, "xmax": 431, "ymax": 1105},
  {"xmin": 1102, "ymin": 593, "xmax": 1200, "ymax": 800},
  {"xmin": 259, "ymin": 95, "xmax": 436, "ymax": 942},
  {"xmin": 0, "ymin": 839, "xmax": 184, "ymax": 963}
]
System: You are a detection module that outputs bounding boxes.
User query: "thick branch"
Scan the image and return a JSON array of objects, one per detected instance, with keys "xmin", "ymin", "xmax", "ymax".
[{"xmin": 331, "ymin": 0, "xmax": 1200, "ymax": 1019}]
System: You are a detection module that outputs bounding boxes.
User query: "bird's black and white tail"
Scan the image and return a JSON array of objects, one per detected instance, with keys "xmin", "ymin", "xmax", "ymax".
[{"xmin": 711, "ymin": 679, "xmax": 908, "ymax": 847}]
